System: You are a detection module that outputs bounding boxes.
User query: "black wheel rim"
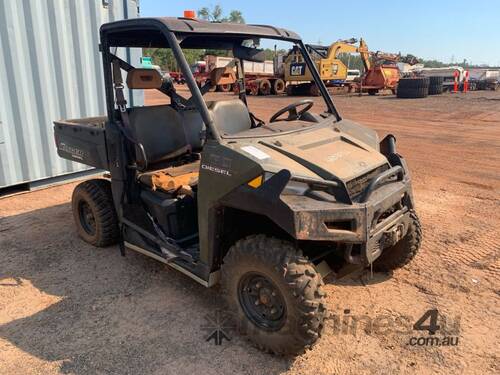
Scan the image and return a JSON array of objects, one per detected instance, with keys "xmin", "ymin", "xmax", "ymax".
[
  {"xmin": 238, "ymin": 272, "xmax": 286, "ymax": 331},
  {"xmin": 78, "ymin": 201, "xmax": 96, "ymax": 236}
]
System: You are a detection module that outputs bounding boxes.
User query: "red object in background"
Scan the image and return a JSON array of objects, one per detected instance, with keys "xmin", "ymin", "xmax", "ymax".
[
  {"xmin": 453, "ymin": 70, "xmax": 459, "ymax": 93},
  {"xmin": 463, "ymin": 70, "xmax": 469, "ymax": 93},
  {"xmin": 183, "ymin": 10, "xmax": 196, "ymax": 18}
]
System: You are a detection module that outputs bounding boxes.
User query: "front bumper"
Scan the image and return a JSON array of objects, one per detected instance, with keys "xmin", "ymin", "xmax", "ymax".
[{"xmin": 282, "ymin": 176, "xmax": 414, "ymax": 265}]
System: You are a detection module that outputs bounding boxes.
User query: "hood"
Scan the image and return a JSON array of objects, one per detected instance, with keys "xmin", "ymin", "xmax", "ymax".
[{"xmin": 233, "ymin": 126, "xmax": 388, "ymax": 183}]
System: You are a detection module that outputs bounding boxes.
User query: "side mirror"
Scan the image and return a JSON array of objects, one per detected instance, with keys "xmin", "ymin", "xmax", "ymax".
[{"xmin": 233, "ymin": 45, "xmax": 266, "ymax": 62}]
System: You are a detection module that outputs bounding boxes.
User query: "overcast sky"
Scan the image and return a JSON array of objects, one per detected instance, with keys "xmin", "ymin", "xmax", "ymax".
[{"xmin": 140, "ymin": 0, "xmax": 500, "ymax": 66}]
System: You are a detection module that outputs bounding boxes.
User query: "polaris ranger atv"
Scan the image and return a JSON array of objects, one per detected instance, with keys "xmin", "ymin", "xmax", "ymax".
[{"xmin": 53, "ymin": 17, "xmax": 421, "ymax": 355}]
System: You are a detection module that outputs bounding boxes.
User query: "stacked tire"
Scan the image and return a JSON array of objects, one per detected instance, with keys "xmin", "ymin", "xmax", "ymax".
[
  {"xmin": 428, "ymin": 76, "xmax": 444, "ymax": 95},
  {"xmin": 397, "ymin": 77, "xmax": 429, "ymax": 98}
]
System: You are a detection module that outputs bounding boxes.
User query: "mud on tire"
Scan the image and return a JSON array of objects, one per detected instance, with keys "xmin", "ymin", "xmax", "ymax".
[
  {"xmin": 374, "ymin": 210, "xmax": 422, "ymax": 271},
  {"xmin": 71, "ymin": 179, "xmax": 120, "ymax": 247},
  {"xmin": 221, "ymin": 235, "xmax": 327, "ymax": 355}
]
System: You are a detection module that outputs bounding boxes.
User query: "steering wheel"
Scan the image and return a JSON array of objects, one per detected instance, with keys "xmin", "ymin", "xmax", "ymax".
[{"xmin": 270, "ymin": 99, "xmax": 314, "ymax": 123}]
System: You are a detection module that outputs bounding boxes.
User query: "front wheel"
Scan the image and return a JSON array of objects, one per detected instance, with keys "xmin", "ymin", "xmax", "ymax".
[
  {"xmin": 374, "ymin": 210, "xmax": 422, "ymax": 271},
  {"xmin": 221, "ymin": 235, "xmax": 326, "ymax": 355}
]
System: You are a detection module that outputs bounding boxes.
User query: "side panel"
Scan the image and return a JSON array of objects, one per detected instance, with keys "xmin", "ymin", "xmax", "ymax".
[{"xmin": 196, "ymin": 141, "xmax": 262, "ymax": 267}]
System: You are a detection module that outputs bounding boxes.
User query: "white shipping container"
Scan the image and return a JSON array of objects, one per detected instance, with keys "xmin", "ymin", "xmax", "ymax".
[{"xmin": 0, "ymin": 0, "xmax": 142, "ymax": 189}]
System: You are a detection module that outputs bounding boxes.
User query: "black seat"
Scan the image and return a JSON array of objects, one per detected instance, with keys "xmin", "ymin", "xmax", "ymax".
[
  {"xmin": 207, "ymin": 99, "xmax": 252, "ymax": 135},
  {"xmin": 128, "ymin": 105, "xmax": 190, "ymax": 169},
  {"xmin": 180, "ymin": 108, "xmax": 206, "ymax": 151}
]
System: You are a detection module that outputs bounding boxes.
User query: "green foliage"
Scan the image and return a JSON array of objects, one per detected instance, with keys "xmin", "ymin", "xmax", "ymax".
[
  {"xmin": 188, "ymin": 5, "xmax": 246, "ymax": 58},
  {"xmin": 197, "ymin": 5, "xmax": 245, "ymax": 23},
  {"xmin": 227, "ymin": 10, "xmax": 245, "ymax": 23},
  {"xmin": 415, "ymin": 59, "xmax": 447, "ymax": 68},
  {"xmin": 141, "ymin": 5, "xmax": 247, "ymax": 70},
  {"xmin": 142, "ymin": 48, "xmax": 204, "ymax": 71},
  {"xmin": 262, "ymin": 48, "xmax": 288, "ymax": 60}
]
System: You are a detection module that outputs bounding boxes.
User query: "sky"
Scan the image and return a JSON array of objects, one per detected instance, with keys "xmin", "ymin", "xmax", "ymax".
[{"xmin": 139, "ymin": 0, "xmax": 500, "ymax": 66}]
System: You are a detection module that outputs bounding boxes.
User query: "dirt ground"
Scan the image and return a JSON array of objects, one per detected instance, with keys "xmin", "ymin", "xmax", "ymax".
[{"xmin": 1, "ymin": 89, "xmax": 499, "ymax": 374}]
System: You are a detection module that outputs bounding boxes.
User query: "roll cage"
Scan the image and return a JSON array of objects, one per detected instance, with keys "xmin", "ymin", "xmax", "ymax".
[{"xmin": 99, "ymin": 17, "xmax": 341, "ymax": 141}]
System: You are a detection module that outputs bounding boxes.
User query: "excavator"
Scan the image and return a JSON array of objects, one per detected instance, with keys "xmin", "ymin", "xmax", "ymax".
[{"xmin": 283, "ymin": 38, "xmax": 414, "ymax": 95}]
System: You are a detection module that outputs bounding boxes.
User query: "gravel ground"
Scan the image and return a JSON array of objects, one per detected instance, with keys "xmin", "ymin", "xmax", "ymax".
[{"xmin": 1, "ymin": 89, "xmax": 499, "ymax": 374}]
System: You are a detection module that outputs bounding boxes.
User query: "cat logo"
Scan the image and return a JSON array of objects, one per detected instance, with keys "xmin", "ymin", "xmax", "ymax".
[{"xmin": 290, "ymin": 63, "xmax": 306, "ymax": 76}]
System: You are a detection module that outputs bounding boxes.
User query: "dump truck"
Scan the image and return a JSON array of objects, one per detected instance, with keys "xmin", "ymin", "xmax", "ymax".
[
  {"xmin": 54, "ymin": 16, "xmax": 421, "ymax": 355},
  {"xmin": 191, "ymin": 55, "xmax": 285, "ymax": 94}
]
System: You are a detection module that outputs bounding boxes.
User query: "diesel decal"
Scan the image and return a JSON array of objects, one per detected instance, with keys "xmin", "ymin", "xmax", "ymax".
[{"xmin": 201, "ymin": 164, "xmax": 232, "ymax": 176}]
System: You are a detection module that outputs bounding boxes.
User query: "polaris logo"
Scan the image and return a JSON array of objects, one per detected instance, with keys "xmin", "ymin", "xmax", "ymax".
[{"xmin": 58, "ymin": 142, "xmax": 86, "ymax": 160}]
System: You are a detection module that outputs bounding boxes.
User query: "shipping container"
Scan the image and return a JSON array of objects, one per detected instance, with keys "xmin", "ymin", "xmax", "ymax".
[{"xmin": 0, "ymin": 0, "xmax": 142, "ymax": 190}]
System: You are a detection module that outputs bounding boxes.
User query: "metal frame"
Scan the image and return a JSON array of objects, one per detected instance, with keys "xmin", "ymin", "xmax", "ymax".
[{"xmin": 99, "ymin": 17, "xmax": 341, "ymax": 136}]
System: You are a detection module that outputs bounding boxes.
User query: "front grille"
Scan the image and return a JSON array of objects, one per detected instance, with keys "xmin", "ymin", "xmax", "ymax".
[{"xmin": 346, "ymin": 165, "xmax": 389, "ymax": 198}]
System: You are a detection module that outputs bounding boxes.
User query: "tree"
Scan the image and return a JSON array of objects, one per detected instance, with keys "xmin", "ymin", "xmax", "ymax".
[
  {"xmin": 197, "ymin": 5, "xmax": 246, "ymax": 56},
  {"xmin": 142, "ymin": 47, "xmax": 204, "ymax": 71},
  {"xmin": 197, "ymin": 5, "xmax": 245, "ymax": 23},
  {"xmin": 227, "ymin": 10, "xmax": 245, "ymax": 23},
  {"xmin": 263, "ymin": 48, "xmax": 288, "ymax": 60}
]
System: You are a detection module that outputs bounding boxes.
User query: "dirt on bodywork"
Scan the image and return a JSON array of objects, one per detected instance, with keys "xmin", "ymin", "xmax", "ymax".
[{"xmin": 0, "ymin": 89, "xmax": 499, "ymax": 374}]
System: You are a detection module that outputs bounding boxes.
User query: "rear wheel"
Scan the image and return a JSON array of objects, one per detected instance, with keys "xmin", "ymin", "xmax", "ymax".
[
  {"xmin": 222, "ymin": 235, "xmax": 326, "ymax": 355},
  {"xmin": 72, "ymin": 179, "xmax": 119, "ymax": 247},
  {"xmin": 272, "ymin": 78, "xmax": 285, "ymax": 95},
  {"xmin": 258, "ymin": 79, "xmax": 271, "ymax": 95},
  {"xmin": 374, "ymin": 210, "xmax": 422, "ymax": 271}
]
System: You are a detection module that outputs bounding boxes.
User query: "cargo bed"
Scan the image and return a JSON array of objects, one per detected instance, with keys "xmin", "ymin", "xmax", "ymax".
[{"xmin": 53, "ymin": 116, "xmax": 109, "ymax": 170}]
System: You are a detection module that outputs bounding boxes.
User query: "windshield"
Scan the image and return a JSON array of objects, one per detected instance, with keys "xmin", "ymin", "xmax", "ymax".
[
  {"xmin": 108, "ymin": 32, "xmax": 340, "ymax": 140},
  {"xmin": 144, "ymin": 37, "xmax": 338, "ymax": 137}
]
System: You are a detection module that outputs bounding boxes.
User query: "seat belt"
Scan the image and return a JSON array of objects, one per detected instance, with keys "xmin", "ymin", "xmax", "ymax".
[
  {"xmin": 111, "ymin": 60, "xmax": 148, "ymax": 170},
  {"xmin": 234, "ymin": 59, "xmax": 247, "ymax": 106},
  {"xmin": 233, "ymin": 59, "xmax": 265, "ymax": 127}
]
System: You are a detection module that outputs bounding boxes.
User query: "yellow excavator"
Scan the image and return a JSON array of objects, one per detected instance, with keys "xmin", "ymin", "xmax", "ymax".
[
  {"xmin": 283, "ymin": 38, "xmax": 369, "ymax": 95},
  {"xmin": 283, "ymin": 38, "xmax": 409, "ymax": 95}
]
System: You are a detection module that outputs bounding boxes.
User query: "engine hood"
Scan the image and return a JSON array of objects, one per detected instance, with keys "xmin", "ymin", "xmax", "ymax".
[{"xmin": 231, "ymin": 125, "xmax": 388, "ymax": 182}]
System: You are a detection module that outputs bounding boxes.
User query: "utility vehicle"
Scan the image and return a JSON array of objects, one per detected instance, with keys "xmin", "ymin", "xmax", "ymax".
[{"xmin": 54, "ymin": 17, "xmax": 421, "ymax": 355}]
